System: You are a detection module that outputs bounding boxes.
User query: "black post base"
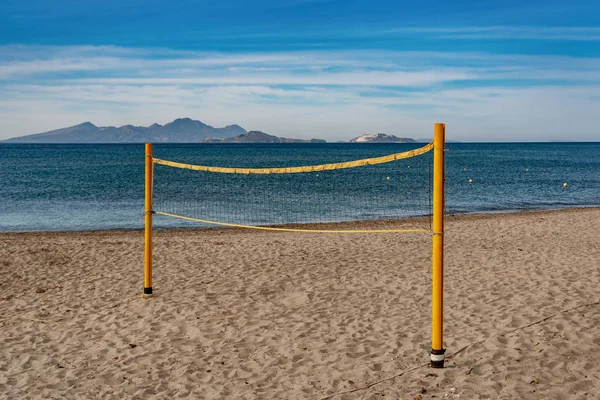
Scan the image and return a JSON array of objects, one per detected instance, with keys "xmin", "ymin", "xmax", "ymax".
[
  {"xmin": 430, "ymin": 348, "xmax": 446, "ymax": 368},
  {"xmin": 143, "ymin": 287, "xmax": 153, "ymax": 295}
]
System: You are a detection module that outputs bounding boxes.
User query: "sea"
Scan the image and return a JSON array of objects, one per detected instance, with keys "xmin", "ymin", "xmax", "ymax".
[{"xmin": 0, "ymin": 142, "xmax": 599, "ymax": 232}]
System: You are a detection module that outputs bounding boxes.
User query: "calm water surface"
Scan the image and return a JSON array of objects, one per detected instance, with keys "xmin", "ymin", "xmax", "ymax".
[{"xmin": 0, "ymin": 142, "xmax": 598, "ymax": 232}]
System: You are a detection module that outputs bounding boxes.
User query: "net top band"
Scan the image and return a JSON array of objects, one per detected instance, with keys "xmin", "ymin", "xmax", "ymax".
[{"xmin": 153, "ymin": 141, "xmax": 433, "ymax": 174}]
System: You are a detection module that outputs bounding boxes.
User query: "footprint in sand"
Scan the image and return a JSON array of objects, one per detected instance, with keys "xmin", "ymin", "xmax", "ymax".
[{"xmin": 280, "ymin": 292, "xmax": 310, "ymax": 307}]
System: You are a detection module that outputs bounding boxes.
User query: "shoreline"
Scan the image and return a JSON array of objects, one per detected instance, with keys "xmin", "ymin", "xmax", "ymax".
[{"xmin": 1, "ymin": 204, "xmax": 599, "ymax": 235}]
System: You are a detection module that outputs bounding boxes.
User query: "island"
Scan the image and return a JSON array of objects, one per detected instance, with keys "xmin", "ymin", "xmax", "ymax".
[
  {"xmin": 349, "ymin": 134, "xmax": 416, "ymax": 143},
  {"xmin": 202, "ymin": 131, "xmax": 326, "ymax": 144}
]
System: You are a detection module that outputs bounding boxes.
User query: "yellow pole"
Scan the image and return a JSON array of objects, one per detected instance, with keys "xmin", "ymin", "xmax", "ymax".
[
  {"xmin": 144, "ymin": 143, "xmax": 153, "ymax": 295},
  {"xmin": 431, "ymin": 123, "xmax": 445, "ymax": 368}
]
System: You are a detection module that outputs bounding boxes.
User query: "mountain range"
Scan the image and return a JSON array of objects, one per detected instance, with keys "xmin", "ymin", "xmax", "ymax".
[
  {"xmin": 2, "ymin": 118, "xmax": 416, "ymax": 144},
  {"xmin": 2, "ymin": 118, "xmax": 246, "ymax": 143}
]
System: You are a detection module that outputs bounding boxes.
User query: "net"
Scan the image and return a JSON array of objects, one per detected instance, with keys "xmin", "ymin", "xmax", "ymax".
[{"xmin": 151, "ymin": 142, "xmax": 434, "ymax": 233}]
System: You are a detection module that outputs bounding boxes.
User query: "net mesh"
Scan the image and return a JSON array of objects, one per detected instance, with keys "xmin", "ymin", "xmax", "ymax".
[{"xmin": 152, "ymin": 143, "xmax": 434, "ymax": 233}]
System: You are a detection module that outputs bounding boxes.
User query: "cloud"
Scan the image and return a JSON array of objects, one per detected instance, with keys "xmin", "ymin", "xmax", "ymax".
[
  {"xmin": 0, "ymin": 45, "xmax": 599, "ymax": 141},
  {"xmin": 66, "ymin": 70, "xmax": 474, "ymax": 87},
  {"xmin": 383, "ymin": 26, "xmax": 600, "ymax": 41}
]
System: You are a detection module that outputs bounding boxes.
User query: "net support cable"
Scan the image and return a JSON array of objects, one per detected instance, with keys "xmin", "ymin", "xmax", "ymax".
[{"xmin": 155, "ymin": 211, "xmax": 430, "ymax": 233}]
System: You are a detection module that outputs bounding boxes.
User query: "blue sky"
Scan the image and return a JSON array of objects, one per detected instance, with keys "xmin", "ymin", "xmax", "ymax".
[{"xmin": 0, "ymin": 0, "xmax": 599, "ymax": 141}]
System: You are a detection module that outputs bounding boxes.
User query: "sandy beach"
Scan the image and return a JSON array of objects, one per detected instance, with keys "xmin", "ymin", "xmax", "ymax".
[{"xmin": 1, "ymin": 207, "xmax": 599, "ymax": 399}]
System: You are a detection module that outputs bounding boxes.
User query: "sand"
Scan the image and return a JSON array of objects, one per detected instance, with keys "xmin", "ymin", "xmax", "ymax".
[{"xmin": 1, "ymin": 207, "xmax": 600, "ymax": 399}]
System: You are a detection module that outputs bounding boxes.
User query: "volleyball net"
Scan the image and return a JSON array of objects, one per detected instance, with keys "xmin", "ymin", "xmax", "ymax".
[{"xmin": 151, "ymin": 141, "xmax": 434, "ymax": 233}]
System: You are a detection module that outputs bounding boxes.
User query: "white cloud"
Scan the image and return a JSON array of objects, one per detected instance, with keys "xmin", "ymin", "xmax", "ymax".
[
  {"xmin": 66, "ymin": 70, "xmax": 473, "ymax": 87},
  {"xmin": 383, "ymin": 26, "xmax": 600, "ymax": 41},
  {"xmin": 0, "ymin": 45, "xmax": 599, "ymax": 141}
]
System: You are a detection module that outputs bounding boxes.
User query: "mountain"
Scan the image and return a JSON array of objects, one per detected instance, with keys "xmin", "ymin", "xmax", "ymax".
[
  {"xmin": 202, "ymin": 131, "xmax": 326, "ymax": 143},
  {"xmin": 349, "ymin": 133, "xmax": 416, "ymax": 143},
  {"xmin": 2, "ymin": 118, "xmax": 247, "ymax": 143}
]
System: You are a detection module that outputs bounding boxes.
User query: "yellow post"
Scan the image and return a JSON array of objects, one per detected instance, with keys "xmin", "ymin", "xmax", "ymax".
[
  {"xmin": 431, "ymin": 123, "xmax": 446, "ymax": 368},
  {"xmin": 144, "ymin": 143, "xmax": 153, "ymax": 295}
]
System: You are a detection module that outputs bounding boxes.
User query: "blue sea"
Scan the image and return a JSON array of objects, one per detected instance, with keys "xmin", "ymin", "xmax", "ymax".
[{"xmin": 0, "ymin": 142, "xmax": 599, "ymax": 232}]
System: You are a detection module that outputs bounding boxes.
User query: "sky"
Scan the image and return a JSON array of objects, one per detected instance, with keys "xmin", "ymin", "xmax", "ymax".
[{"xmin": 0, "ymin": 0, "xmax": 599, "ymax": 141}]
